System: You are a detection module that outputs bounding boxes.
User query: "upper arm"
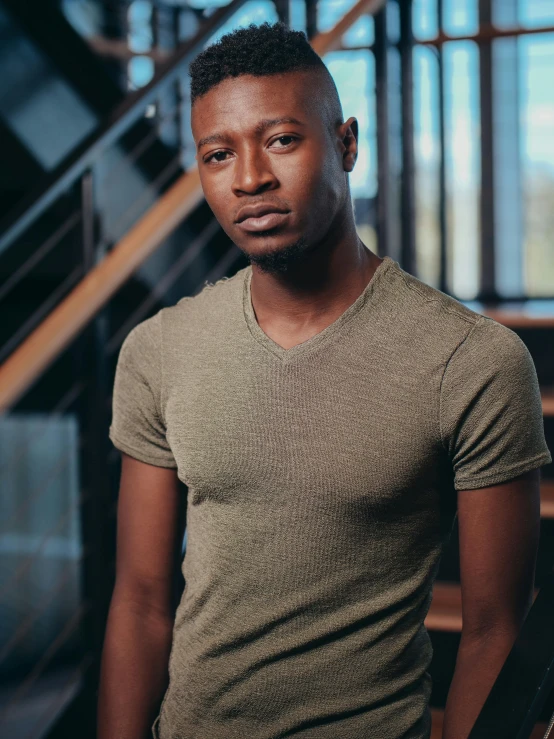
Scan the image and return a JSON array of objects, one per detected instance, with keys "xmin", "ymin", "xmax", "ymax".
[
  {"xmin": 457, "ymin": 467, "xmax": 541, "ymax": 638},
  {"xmin": 108, "ymin": 314, "xmax": 184, "ymax": 614},
  {"xmin": 113, "ymin": 453, "xmax": 185, "ymax": 618},
  {"xmin": 440, "ymin": 316, "xmax": 551, "ymax": 491}
]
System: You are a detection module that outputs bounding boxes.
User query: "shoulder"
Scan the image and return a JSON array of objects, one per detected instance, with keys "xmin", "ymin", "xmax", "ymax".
[
  {"xmin": 444, "ymin": 315, "xmax": 536, "ymax": 392},
  {"xmin": 120, "ymin": 266, "xmax": 249, "ymax": 356},
  {"xmin": 456, "ymin": 314, "xmax": 530, "ymax": 363},
  {"xmin": 386, "ymin": 259, "xmax": 481, "ymax": 329},
  {"xmin": 384, "ymin": 259, "xmax": 530, "ymax": 358},
  {"xmin": 159, "ymin": 266, "xmax": 249, "ymax": 337},
  {"xmin": 380, "ymin": 258, "xmax": 485, "ymax": 361},
  {"xmin": 118, "ymin": 311, "xmax": 162, "ymax": 366}
]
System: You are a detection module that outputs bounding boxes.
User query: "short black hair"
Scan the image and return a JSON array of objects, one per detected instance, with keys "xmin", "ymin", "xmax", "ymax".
[{"xmin": 189, "ymin": 21, "xmax": 343, "ymax": 125}]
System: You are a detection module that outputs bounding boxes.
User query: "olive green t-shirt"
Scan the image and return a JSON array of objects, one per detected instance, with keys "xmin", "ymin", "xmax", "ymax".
[{"xmin": 109, "ymin": 255, "xmax": 552, "ymax": 739}]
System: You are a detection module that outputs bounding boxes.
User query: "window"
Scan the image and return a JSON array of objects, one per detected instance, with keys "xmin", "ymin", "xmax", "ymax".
[{"xmin": 412, "ymin": 0, "xmax": 554, "ymax": 299}]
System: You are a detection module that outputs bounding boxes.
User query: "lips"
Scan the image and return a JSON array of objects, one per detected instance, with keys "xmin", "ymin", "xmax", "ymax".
[
  {"xmin": 235, "ymin": 203, "xmax": 289, "ymax": 223},
  {"xmin": 238, "ymin": 212, "xmax": 290, "ymax": 233},
  {"xmin": 235, "ymin": 203, "xmax": 290, "ymax": 233}
]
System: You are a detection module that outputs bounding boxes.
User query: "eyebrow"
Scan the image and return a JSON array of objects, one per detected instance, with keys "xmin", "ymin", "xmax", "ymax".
[{"xmin": 196, "ymin": 117, "xmax": 306, "ymax": 151}]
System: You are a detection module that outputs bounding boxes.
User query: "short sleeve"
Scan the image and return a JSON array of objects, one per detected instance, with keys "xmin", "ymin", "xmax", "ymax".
[
  {"xmin": 440, "ymin": 316, "xmax": 552, "ymax": 491},
  {"xmin": 109, "ymin": 312, "xmax": 177, "ymax": 468}
]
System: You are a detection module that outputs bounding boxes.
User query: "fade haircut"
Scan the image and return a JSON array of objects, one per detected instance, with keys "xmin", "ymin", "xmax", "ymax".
[{"xmin": 189, "ymin": 22, "xmax": 343, "ymax": 127}]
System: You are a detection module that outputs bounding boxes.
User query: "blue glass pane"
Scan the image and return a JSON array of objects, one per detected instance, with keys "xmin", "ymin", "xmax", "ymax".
[
  {"xmin": 443, "ymin": 0, "xmax": 479, "ymax": 37},
  {"xmin": 128, "ymin": 0, "xmax": 153, "ymax": 54},
  {"xmin": 205, "ymin": 1, "xmax": 278, "ymax": 45},
  {"xmin": 413, "ymin": 46, "xmax": 441, "ymax": 288},
  {"xmin": 318, "ymin": 0, "xmax": 359, "ymax": 33},
  {"xmin": 324, "ymin": 50, "xmax": 377, "ymax": 198},
  {"xmin": 128, "ymin": 55, "xmax": 154, "ymax": 88},
  {"xmin": 342, "ymin": 15, "xmax": 374, "ymax": 47},
  {"xmin": 128, "ymin": 0, "xmax": 152, "ymax": 23},
  {"xmin": 386, "ymin": 0, "xmax": 400, "ymax": 44},
  {"xmin": 520, "ymin": 33, "xmax": 554, "ymax": 295},
  {"xmin": 443, "ymin": 40, "xmax": 481, "ymax": 299},
  {"xmin": 0, "ymin": 7, "xmax": 98, "ymax": 171},
  {"xmin": 128, "ymin": 35, "xmax": 152, "ymax": 54},
  {"xmin": 62, "ymin": 0, "xmax": 101, "ymax": 38},
  {"xmin": 493, "ymin": 37, "xmax": 523, "ymax": 297},
  {"xmin": 412, "ymin": 0, "xmax": 438, "ymax": 41},
  {"xmin": 188, "ymin": 0, "xmax": 228, "ymax": 8},
  {"xmin": 492, "ymin": 0, "xmax": 518, "ymax": 29},
  {"xmin": 520, "ymin": 0, "xmax": 554, "ymax": 29},
  {"xmin": 289, "ymin": 0, "xmax": 306, "ymax": 33}
]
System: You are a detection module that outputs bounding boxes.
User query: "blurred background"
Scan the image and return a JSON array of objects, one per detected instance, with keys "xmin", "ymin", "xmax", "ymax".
[{"xmin": 0, "ymin": 0, "xmax": 553, "ymax": 737}]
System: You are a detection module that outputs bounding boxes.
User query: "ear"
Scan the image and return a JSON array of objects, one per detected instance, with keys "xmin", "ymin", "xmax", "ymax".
[{"xmin": 340, "ymin": 117, "xmax": 358, "ymax": 172}]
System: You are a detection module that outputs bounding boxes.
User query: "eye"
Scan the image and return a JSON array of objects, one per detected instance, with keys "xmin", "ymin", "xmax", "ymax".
[
  {"xmin": 270, "ymin": 135, "xmax": 298, "ymax": 148},
  {"xmin": 204, "ymin": 150, "xmax": 230, "ymax": 164}
]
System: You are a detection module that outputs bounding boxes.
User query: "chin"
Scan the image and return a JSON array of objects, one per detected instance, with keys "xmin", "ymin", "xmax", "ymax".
[{"xmin": 238, "ymin": 234, "xmax": 309, "ymax": 275}]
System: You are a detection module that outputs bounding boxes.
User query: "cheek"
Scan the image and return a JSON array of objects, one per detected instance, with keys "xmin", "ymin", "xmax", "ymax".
[
  {"xmin": 277, "ymin": 152, "xmax": 330, "ymax": 205},
  {"xmin": 292, "ymin": 156, "xmax": 342, "ymax": 218},
  {"xmin": 199, "ymin": 173, "xmax": 232, "ymax": 219}
]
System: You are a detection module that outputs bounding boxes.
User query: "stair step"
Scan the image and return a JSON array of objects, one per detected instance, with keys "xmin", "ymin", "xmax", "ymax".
[
  {"xmin": 542, "ymin": 388, "xmax": 554, "ymax": 416},
  {"xmin": 541, "ymin": 482, "xmax": 554, "ymax": 518},
  {"xmin": 427, "ymin": 583, "xmax": 542, "ymax": 634},
  {"xmin": 430, "ymin": 708, "xmax": 548, "ymax": 737},
  {"xmin": 463, "ymin": 301, "xmax": 554, "ymax": 329},
  {"xmin": 426, "ymin": 583, "xmax": 462, "ymax": 633}
]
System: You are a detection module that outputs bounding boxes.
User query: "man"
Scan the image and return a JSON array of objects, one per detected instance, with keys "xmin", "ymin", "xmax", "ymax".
[{"xmin": 98, "ymin": 22, "xmax": 552, "ymax": 739}]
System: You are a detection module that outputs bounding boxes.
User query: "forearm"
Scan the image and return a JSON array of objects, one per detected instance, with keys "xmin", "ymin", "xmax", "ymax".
[
  {"xmin": 97, "ymin": 594, "xmax": 174, "ymax": 739},
  {"xmin": 442, "ymin": 628, "xmax": 519, "ymax": 739}
]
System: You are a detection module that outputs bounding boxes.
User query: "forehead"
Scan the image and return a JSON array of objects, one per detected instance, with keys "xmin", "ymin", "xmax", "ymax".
[{"xmin": 191, "ymin": 70, "xmax": 326, "ymax": 141}]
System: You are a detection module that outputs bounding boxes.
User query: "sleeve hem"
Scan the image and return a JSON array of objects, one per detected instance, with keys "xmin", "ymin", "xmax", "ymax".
[
  {"xmin": 454, "ymin": 450, "xmax": 552, "ymax": 491},
  {"xmin": 109, "ymin": 432, "xmax": 178, "ymax": 469}
]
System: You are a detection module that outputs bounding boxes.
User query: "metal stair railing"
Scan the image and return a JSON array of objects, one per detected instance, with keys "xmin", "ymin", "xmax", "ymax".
[
  {"xmin": 0, "ymin": 0, "xmax": 387, "ymax": 413},
  {"xmin": 0, "ymin": 0, "xmax": 248, "ymax": 254}
]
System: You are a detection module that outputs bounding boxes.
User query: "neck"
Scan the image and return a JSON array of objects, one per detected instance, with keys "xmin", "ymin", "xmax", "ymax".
[{"xmin": 249, "ymin": 211, "xmax": 382, "ymax": 328}]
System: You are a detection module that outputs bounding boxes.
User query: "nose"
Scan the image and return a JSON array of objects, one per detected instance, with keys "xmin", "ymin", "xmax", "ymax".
[{"xmin": 231, "ymin": 148, "xmax": 278, "ymax": 196}]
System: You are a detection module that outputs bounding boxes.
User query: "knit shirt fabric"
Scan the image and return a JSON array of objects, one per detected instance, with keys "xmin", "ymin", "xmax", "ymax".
[{"xmin": 109, "ymin": 255, "xmax": 552, "ymax": 739}]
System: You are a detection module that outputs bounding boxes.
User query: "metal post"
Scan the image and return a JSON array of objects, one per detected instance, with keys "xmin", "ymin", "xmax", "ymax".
[
  {"xmin": 374, "ymin": 3, "xmax": 390, "ymax": 257},
  {"xmin": 172, "ymin": 8, "xmax": 184, "ymax": 162},
  {"xmin": 156, "ymin": 3, "xmax": 181, "ymax": 150},
  {"xmin": 101, "ymin": 0, "xmax": 128, "ymax": 88},
  {"xmin": 492, "ymin": 0, "xmax": 523, "ymax": 297},
  {"xmin": 176, "ymin": 6, "xmax": 202, "ymax": 170},
  {"xmin": 274, "ymin": 0, "xmax": 290, "ymax": 26},
  {"xmin": 399, "ymin": 0, "xmax": 416, "ymax": 275},
  {"xmin": 305, "ymin": 0, "xmax": 318, "ymax": 40},
  {"xmin": 478, "ymin": 0, "xmax": 497, "ymax": 300},
  {"xmin": 437, "ymin": 0, "xmax": 448, "ymax": 293},
  {"xmin": 82, "ymin": 170, "xmax": 95, "ymax": 271},
  {"xmin": 77, "ymin": 168, "xmax": 113, "ymax": 723}
]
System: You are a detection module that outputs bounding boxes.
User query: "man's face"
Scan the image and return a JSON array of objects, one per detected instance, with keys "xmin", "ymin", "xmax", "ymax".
[{"xmin": 191, "ymin": 70, "xmax": 357, "ymax": 270}]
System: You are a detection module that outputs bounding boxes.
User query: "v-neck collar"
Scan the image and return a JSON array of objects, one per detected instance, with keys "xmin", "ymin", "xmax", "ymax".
[{"xmin": 242, "ymin": 255, "xmax": 395, "ymax": 362}]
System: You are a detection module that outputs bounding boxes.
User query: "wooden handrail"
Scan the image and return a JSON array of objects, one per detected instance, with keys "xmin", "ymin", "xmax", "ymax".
[
  {"xmin": 0, "ymin": 171, "xmax": 202, "ymax": 411},
  {"xmin": 0, "ymin": 0, "xmax": 386, "ymax": 413},
  {"xmin": 311, "ymin": 0, "xmax": 386, "ymax": 55}
]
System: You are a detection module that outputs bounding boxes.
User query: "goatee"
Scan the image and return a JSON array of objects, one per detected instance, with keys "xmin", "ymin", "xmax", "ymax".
[{"xmin": 242, "ymin": 236, "xmax": 309, "ymax": 275}]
